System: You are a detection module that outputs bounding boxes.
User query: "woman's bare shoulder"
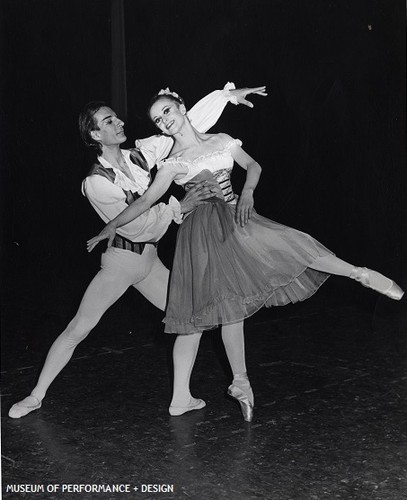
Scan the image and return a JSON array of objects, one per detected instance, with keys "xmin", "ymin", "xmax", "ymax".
[{"xmin": 205, "ymin": 132, "xmax": 234, "ymax": 148}]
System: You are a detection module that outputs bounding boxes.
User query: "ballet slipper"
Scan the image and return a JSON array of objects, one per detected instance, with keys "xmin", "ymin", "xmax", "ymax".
[
  {"xmin": 169, "ymin": 398, "xmax": 206, "ymax": 416},
  {"xmin": 9, "ymin": 395, "xmax": 42, "ymax": 419},
  {"xmin": 350, "ymin": 267, "xmax": 404, "ymax": 300}
]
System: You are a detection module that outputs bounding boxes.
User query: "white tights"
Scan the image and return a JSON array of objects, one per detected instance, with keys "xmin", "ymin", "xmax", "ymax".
[
  {"xmin": 171, "ymin": 322, "xmax": 246, "ymax": 407},
  {"xmin": 30, "ymin": 246, "xmax": 169, "ymax": 401},
  {"xmin": 309, "ymin": 254, "xmax": 355, "ymax": 276},
  {"xmin": 25, "ymin": 251, "xmax": 383, "ymax": 409}
]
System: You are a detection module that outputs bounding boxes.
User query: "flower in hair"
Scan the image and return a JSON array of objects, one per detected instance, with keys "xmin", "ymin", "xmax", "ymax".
[{"xmin": 158, "ymin": 88, "xmax": 181, "ymax": 100}]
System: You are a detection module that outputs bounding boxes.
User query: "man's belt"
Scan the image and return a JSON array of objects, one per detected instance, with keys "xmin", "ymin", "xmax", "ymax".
[{"xmin": 112, "ymin": 235, "xmax": 157, "ymax": 254}]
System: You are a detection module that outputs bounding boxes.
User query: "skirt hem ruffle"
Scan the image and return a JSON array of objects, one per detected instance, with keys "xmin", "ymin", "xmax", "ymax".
[{"xmin": 164, "ymin": 266, "xmax": 330, "ymax": 335}]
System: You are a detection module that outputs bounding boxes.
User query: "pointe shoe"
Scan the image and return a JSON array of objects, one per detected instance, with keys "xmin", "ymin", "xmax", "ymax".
[
  {"xmin": 350, "ymin": 267, "xmax": 404, "ymax": 300},
  {"xmin": 228, "ymin": 384, "xmax": 254, "ymax": 422},
  {"xmin": 169, "ymin": 398, "xmax": 206, "ymax": 416},
  {"xmin": 9, "ymin": 395, "xmax": 42, "ymax": 419}
]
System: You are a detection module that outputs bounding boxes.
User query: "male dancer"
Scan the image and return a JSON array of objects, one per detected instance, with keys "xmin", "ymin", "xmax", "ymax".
[{"xmin": 9, "ymin": 84, "xmax": 267, "ymax": 418}]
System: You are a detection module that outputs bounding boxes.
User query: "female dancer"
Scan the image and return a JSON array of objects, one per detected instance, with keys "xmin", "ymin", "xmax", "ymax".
[{"xmin": 87, "ymin": 89, "xmax": 404, "ymax": 422}]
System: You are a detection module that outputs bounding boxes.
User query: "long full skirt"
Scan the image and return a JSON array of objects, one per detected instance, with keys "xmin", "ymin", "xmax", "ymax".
[{"xmin": 164, "ymin": 199, "xmax": 333, "ymax": 334}]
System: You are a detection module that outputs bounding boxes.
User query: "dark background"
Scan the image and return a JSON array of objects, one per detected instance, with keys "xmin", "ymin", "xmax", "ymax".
[{"xmin": 1, "ymin": 0, "xmax": 406, "ymax": 328}]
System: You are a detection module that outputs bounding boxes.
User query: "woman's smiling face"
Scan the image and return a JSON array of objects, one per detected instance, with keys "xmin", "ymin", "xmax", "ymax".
[{"xmin": 149, "ymin": 97, "xmax": 186, "ymax": 135}]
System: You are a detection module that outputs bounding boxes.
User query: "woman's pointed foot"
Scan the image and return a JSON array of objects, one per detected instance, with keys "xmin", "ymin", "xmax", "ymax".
[
  {"xmin": 228, "ymin": 374, "xmax": 254, "ymax": 422},
  {"xmin": 228, "ymin": 385, "xmax": 254, "ymax": 422},
  {"xmin": 169, "ymin": 397, "xmax": 206, "ymax": 416},
  {"xmin": 9, "ymin": 395, "xmax": 42, "ymax": 419},
  {"xmin": 350, "ymin": 267, "xmax": 404, "ymax": 300}
]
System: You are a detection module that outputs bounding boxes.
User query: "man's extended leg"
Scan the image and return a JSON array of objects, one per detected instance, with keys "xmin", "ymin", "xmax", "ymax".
[{"xmin": 9, "ymin": 249, "xmax": 144, "ymax": 418}]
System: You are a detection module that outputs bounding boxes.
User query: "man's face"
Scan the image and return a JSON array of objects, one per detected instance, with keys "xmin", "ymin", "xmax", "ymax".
[{"xmin": 91, "ymin": 107, "xmax": 126, "ymax": 147}]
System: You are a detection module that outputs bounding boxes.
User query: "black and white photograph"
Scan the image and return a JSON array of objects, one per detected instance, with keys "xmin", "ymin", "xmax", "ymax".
[{"xmin": 1, "ymin": 1, "xmax": 406, "ymax": 498}]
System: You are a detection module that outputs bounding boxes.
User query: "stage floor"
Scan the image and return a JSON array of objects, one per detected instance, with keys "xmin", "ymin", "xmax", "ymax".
[{"xmin": 2, "ymin": 275, "xmax": 407, "ymax": 500}]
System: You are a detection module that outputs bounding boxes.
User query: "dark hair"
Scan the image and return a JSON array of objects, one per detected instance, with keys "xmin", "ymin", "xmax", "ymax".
[
  {"xmin": 147, "ymin": 92, "xmax": 185, "ymax": 122},
  {"xmin": 78, "ymin": 101, "xmax": 107, "ymax": 156}
]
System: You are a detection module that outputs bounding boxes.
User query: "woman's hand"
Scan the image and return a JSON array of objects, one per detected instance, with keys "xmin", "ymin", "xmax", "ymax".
[
  {"xmin": 87, "ymin": 222, "xmax": 117, "ymax": 252},
  {"xmin": 236, "ymin": 189, "xmax": 254, "ymax": 227},
  {"xmin": 230, "ymin": 86, "xmax": 267, "ymax": 108}
]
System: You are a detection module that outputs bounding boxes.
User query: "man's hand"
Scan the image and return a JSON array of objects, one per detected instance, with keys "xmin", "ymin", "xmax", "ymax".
[
  {"xmin": 230, "ymin": 86, "xmax": 267, "ymax": 108},
  {"xmin": 180, "ymin": 180, "xmax": 223, "ymax": 214}
]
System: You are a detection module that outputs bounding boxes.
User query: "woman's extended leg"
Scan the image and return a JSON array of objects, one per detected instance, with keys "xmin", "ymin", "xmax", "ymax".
[{"xmin": 310, "ymin": 254, "xmax": 404, "ymax": 300}]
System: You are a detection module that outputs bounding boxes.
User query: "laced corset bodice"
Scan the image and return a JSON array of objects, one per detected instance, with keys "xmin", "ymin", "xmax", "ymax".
[{"xmin": 158, "ymin": 139, "xmax": 242, "ymax": 204}]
